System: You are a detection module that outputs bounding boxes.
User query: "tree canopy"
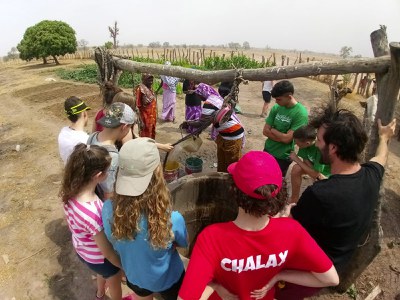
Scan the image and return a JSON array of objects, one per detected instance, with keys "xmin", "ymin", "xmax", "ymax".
[{"xmin": 17, "ymin": 20, "xmax": 77, "ymax": 64}]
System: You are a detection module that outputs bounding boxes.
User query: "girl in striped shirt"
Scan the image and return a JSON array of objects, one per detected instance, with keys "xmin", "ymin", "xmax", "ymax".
[{"xmin": 60, "ymin": 143, "xmax": 122, "ymax": 300}]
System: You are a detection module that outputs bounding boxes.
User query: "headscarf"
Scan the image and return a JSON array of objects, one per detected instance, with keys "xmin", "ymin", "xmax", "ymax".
[
  {"xmin": 160, "ymin": 61, "xmax": 180, "ymax": 92},
  {"xmin": 194, "ymin": 83, "xmax": 221, "ymax": 99}
]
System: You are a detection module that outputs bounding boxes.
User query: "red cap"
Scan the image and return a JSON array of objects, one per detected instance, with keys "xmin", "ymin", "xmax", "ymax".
[{"xmin": 227, "ymin": 151, "xmax": 282, "ymax": 199}]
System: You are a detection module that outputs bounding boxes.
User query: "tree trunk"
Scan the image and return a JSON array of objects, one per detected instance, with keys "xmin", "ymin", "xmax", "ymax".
[
  {"xmin": 42, "ymin": 57, "xmax": 47, "ymax": 64},
  {"xmin": 53, "ymin": 56, "xmax": 60, "ymax": 65}
]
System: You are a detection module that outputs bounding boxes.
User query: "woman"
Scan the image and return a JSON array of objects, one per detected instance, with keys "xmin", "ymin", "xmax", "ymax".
[
  {"xmin": 135, "ymin": 74, "xmax": 157, "ymax": 139},
  {"xmin": 182, "ymin": 79, "xmax": 202, "ymax": 134},
  {"xmin": 181, "ymin": 83, "xmax": 245, "ymax": 172},
  {"xmin": 93, "ymin": 81, "xmax": 123, "ymax": 132},
  {"xmin": 158, "ymin": 61, "xmax": 180, "ymax": 123},
  {"xmin": 102, "ymin": 137, "xmax": 188, "ymax": 300}
]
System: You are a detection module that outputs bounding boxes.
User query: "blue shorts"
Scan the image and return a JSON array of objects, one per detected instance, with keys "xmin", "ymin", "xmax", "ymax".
[{"xmin": 77, "ymin": 254, "xmax": 120, "ymax": 279}]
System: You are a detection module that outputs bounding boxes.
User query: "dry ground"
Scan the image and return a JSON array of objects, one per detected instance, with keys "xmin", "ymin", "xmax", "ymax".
[{"xmin": 0, "ymin": 59, "xmax": 399, "ymax": 300}]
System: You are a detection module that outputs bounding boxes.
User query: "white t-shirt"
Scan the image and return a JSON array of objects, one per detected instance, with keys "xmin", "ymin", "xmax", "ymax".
[
  {"xmin": 262, "ymin": 81, "xmax": 274, "ymax": 92},
  {"xmin": 58, "ymin": 126, "xmax": 89, "ymax": 164}
]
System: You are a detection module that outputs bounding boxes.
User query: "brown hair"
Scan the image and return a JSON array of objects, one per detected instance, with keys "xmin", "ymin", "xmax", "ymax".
[
  {"xmin": 111, "ymin": 166, "xmax": 173, "ymax": 249},
  {"xmin": 112, "ymin": 92, "xmax": 137, "ymax": 111},
  {"xmin": 59, "ymin": 144, "xmax": 111, "ymax": 204},
  {"xmin": 231, "ymin": 183, "xmax": 287, "ymax": 217}
]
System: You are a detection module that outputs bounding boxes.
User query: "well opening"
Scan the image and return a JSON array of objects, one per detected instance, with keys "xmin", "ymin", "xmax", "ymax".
[{"xmin": 169, "ymin": 172, "xmax": 238, "ymax": 258}]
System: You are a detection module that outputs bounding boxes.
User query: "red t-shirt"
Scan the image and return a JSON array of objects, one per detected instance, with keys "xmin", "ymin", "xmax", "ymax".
[
  {"xmin": 178, "ymin": 217, "xmax": 332, "ymax": 300},
  {"xmin": 94, "ymin": 109, "xmax": 105, "ymax": 132}
]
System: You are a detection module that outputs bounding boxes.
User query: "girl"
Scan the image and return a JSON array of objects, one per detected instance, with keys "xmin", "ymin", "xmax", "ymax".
[
  {"xmin": 102, "ymin": 137, "xmax": 188, "ymax": 300},
  {"xmin": 60, "ymin": 143, "xmax": 122, "ymax": 300}
]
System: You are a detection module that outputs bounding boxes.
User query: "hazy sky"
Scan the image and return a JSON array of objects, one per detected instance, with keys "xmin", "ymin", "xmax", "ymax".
[{"xmin": 2, "ymin": 0, "xmax": 399, "ymax": 57}]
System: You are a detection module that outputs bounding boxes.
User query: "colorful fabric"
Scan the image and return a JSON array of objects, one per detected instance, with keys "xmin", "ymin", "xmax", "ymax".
[
  {"xmin": 195, "ymin": 83, "xmax": 220, "ymax": 99},
  {"xmin": 216, "ymin": 135, "xmax": 242, "ymax": 172},
  {"xmin": 161, "ymin": 87, "xmax": 176, "ymax": 122},
  {"xmin": 185, "ymin": 105, "xmax": 202, "ymax": 134},
  {"xmin": 63, "ymin": 197, "xmax": 104, "ymax": 264},
  {"xmin": 160, "ymin": 75, "xmax": 179, "ymax": 92},
  {"xmin": 102, "ymin": 200, "xmax": 188, "ymax": 292},
  {"xmin": 264, "ymin": 103, "xmax": 308, "ymax": 160},
  {"xmin": 178, "ymin": 218, "xmax": 333, "ymax": 300},
  {"xmin": 136, "ymin": 85, "xmax": 157, "ymax": 139},
  {"xmin": 183, "ymin": 79, "xmax": 202, "ymax": 107},
  {"xmin": 297, "ymin": 144, "xmax": 331, "ymax": 177}
]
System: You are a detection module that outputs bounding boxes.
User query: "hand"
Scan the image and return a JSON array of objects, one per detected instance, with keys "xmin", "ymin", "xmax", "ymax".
[
  {"xmin": 289, "ymin": 151, "xmax": 299, "ymax": 163},
  {"xmin": 161, "ymin": 143, "xmax": 174, "ymax": 152},
  {"xmin": 378, "ymin": 118, "xmax": 396, "ymax": 141},
  {"xmin": 179, "ymin": 121, "xmax": 189, "ymax": 130},
  {"xmin": 250, "ymin": 276, "xmax": 279, "ymax": 299}
]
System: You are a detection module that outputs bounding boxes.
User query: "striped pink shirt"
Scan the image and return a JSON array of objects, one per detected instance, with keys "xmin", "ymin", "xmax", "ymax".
[{"xmin": 63, "ymin": 197, "xmax": 105, "ymax": 264}]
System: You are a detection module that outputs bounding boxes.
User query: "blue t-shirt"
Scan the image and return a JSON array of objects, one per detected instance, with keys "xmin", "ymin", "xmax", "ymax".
[{"xmin": 102, "ymin": 200, "xmax": 188, "ymax": 292}]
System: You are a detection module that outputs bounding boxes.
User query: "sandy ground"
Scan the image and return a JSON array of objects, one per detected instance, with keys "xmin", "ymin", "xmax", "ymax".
[{"xmin": 0, "ymin": 59, "xmax": 399, "ymax": 300}]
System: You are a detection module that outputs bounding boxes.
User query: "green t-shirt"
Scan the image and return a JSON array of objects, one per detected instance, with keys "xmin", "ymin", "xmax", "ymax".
[
  {"xmin": 298, "ymin": 144, "xmax": 331, "ymax": 177},
  {"xmin": 264, "ymin": 102, "xmax": 308, "ymax": 160}
]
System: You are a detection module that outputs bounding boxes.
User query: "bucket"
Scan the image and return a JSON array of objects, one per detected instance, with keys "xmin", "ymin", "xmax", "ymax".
[
  {"xmin": 164, "ymin": 161, "xmax": 180, "ymax": 183},
  {"xmin": 185, "ymin": 157, "xmax": 203, "ymax": 174},
  {"xmin": 181, "ymin": 136, "xmax": 203, "ymax": 152}
]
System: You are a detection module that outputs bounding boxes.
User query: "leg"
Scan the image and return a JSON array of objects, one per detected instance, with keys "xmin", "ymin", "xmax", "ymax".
[
  {"xmin": 261, "ymin": 102, "xmax": 269, "ymax": 117},
  {"xmin": 96, "ymin": 274, "xmax": 107, "ymax": 299},
  {"xmin": 106, "ymin": 270, "xmax": 122, "ymax": 300},
  {"xmin": 159, "ymin": 272, "xmax": 185, "ymax": 300},
  {"xmin": 289, "ymin": 164, "xmax": 305, "ymax": 203},
  {"xmin": 126, "ymin": 280, "xmax": 153, "ymax": 300}
]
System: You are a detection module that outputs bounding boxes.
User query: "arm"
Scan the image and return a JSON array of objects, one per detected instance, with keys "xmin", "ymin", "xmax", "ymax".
[
  {"xmin": 263, "ymin": 123, "xmax": 280, "ymax": 140},
  {"xmin": 200, "ymin": 282, "xmax": 238, "ymax": 300},
  {"xmin": 156, "ymin": 143, "xmax": 174, "ymax": 152},
  {"xmin": 370, "ymin": 118, "xmax": 396, "ymax": 166},
  {"xmin": 250, "ymin": 267, "xmax": 338, "ymax": 299},
  {"xmin": 289, "ymin": 151, "xmax": 324, "ymax": 180},
  {"xmin": 93, "ymin": 230, "xmax": 122, "ymax": 268},
  {"xmin": 155, "ymin": 79, "xmax": 163, "ymax": 94},
  {"xmin": 270, "ymin": 128, "xmax": 295, "ymax": 144}
]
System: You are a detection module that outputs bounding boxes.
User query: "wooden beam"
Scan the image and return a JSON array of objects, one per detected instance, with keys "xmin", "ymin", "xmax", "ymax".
[{"xmin": 110, "ymin": 54, "xmax": 390, "ymax": 84}]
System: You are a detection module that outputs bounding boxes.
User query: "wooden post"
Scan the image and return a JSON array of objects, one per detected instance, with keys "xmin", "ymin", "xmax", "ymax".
[
  {"xmin": 273, "ymin": 53, "xmax": 276, "ymax": 65},
  {"xmin": 299, "ymin": 52, "xmax": 302, "ymax": 63},
  {"xmin": 352, "ymin": 73, "xmax": 359, "ymax": 90},
  {"xmin": 196, "ymin": 52, "xmax": 200, "ymax": 65},
  {"xmin": 286, "ymin": 57, "xmax": 290, "ymax": 65},
  {"xmin": 281, "ymin": 55, "xmax": 285, "ymax": 66}
]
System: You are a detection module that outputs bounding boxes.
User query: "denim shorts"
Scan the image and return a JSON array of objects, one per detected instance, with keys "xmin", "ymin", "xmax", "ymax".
[{"xmin": 77, "ymin": 254, "xmax": 120, "ymax": 279}]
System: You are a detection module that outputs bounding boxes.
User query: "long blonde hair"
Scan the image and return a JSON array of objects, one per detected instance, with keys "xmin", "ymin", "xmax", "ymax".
[{"xmin": 112, "ymin": 165, "xmax": 173, "ymax": 249}]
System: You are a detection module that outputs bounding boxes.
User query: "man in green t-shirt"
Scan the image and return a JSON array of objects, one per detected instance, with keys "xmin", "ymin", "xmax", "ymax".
[
  {"xmin": 288, "ymin": 125, "xmax": 331, "ymax": 203},
  {"xmin": 263, "ymin": 80, "xmax": 308, "ymax": 176}
]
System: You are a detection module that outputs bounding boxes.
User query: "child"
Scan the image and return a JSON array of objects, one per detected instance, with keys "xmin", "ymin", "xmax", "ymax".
[
  {"xmin": 60, "ymin": 143, "xmax": 122, "ymax": 300},
  {"xmin": 102, "ymin": 137, "xmax": 188, "ymax": 300},
  {"xmin": 178, "ymin": 151, "xmax": 338, "ymax": 300},
  {"xmin": 289, "ymin": 125, "xmax": 331, "ymax": 203}
]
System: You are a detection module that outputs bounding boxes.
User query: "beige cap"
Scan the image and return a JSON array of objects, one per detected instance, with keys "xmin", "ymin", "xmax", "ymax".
[{"xmin": 116, "ymin": 138, "xmax": 160, "ymax": 196}]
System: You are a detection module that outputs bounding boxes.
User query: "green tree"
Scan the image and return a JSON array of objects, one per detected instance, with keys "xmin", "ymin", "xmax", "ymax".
[
  {"xmin": 104, "ymin": 41, "xmax": 114, "ymax": 49},
  {"xmin": 17, "ymin": 20, "xmax": 77, "ymax": 65},
  {"xmin": 243, "ymin": 41, "xmax": 250, "ymax": 49},
  {"xmin": 339, "ymin": 46, "xmax": 353, "ymax": 59}
]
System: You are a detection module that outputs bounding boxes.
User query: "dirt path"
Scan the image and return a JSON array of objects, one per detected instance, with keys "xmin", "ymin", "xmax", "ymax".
[{"xmin": 0, "ymin": 60, "xmax": 399, "ymax": 299}]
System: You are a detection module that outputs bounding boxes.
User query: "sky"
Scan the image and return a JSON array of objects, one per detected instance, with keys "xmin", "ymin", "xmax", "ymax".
[{"xmin": 1, "ymin": 0, "xmax": 399, "ymax": 58}]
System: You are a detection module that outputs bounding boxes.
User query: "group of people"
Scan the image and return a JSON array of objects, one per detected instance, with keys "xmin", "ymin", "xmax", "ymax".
[{"xmin": 56, "ymin": 72, "xmax": 396, "ymax": 300}]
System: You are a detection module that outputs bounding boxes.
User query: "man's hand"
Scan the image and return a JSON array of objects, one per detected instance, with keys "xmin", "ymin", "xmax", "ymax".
[
  {"xmin": 289, "ymin": 151, "xmax": 300, "ymax": 163},
  {"xmin": 378, "ymin": 118, "xmax": 396, "ymax": 141}
]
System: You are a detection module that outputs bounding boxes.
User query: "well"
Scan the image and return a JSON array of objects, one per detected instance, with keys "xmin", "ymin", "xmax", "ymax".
[{"xmin": 168, "ymin": 172, "xmax": 238, "ymax": 257}]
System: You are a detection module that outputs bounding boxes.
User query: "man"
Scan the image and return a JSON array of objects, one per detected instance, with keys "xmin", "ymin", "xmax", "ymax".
[
  {"xmin": 263, "ymin": 80, "xmax": 308, "ymax": 176},
  {"xmin": 260, "ymin": 80, "xmax": 275, "ymax": 117},
  {"xmin": 58, "ymin": 96, "xmax": 91, "ymax": 164},
  {"xmin": 278, "ymin": 106, "xmax": 396, "ymax": 299},
  {"xmin": 178, "ymin": 151, "xmax": 338, "ymax": 300},
  {"xmin": 87, "ymin": 102, "xmax": 136, "ymax": 199}
]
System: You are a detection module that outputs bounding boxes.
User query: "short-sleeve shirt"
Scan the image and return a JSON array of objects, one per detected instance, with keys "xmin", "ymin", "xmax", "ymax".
[
  {"xmin": 264, "ymin": 103, "xmax": 308, "ymax": 160},
  {"xmin": 102, "ymin": 200, "xmax": 188, "ymax": 292},
  {"xmin": 292, "ymin": 162, "xmax": 384, "ymax": 272},
  {"xmin": 63, "ymin": 197, "xmax": 104, "ymax": 264},
  {"xmin": 58, "ymin": 126, "xmax": 89, "ymax": 164},
  {"xmin": 178, "ymin": 218, "xmax": 332, "ymax": 300},
  {"xmin": 87, "ymin": 133, "xmax": 119, "ymax": 194},
  {"xmin": 297, "ymin": 144, "xmax": 331, "ymax": 177}
]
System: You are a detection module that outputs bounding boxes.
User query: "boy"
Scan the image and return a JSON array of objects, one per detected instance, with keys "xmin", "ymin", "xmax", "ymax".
[{"xmin": 289, "ymin": 125, "xmax": 331, "ymax": 203}]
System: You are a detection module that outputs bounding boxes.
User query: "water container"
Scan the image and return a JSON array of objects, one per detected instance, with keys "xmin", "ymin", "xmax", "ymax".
[{"xmin": 185, "ymin": 157, "xmax": 203, "ymax": 174}]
